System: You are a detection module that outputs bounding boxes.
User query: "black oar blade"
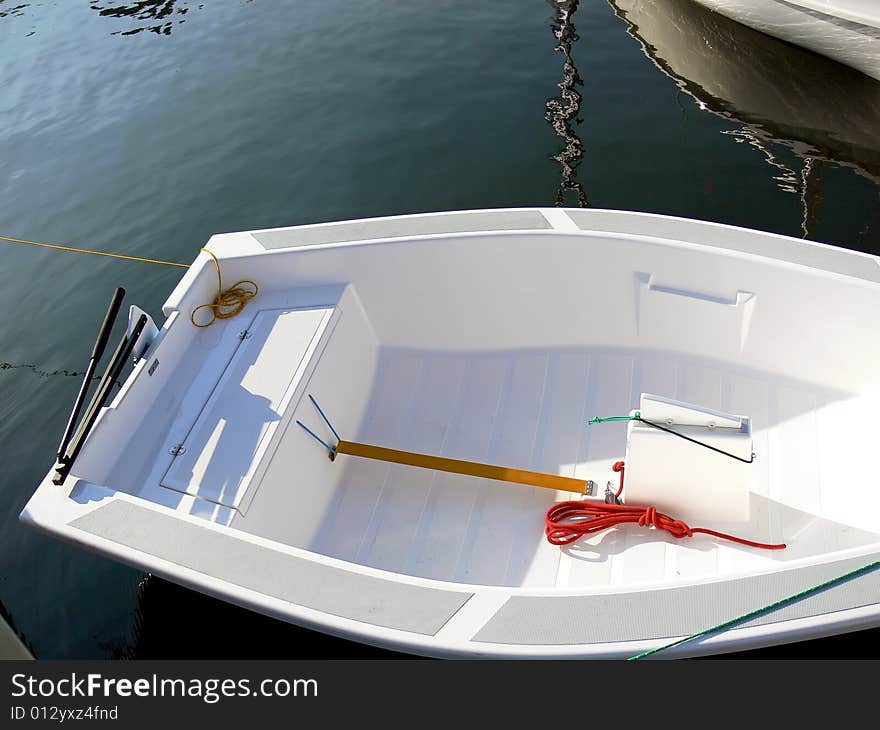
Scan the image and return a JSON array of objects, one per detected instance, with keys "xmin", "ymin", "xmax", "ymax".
[
  {"xmin": 55, "ymin": 287, "xmax": 126, "ymax": 462},
  {"xmin": 53, "ymin": 313, "xmax": 147, "ymax": 485}
]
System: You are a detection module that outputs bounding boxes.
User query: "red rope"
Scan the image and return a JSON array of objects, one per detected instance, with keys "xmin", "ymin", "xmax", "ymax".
[
  {"xmin": 546, "ymin": 463, "xmax": 786, "ymax": 551},
  {"xmin": 545, "ymin": 501, "xmax": 785, "ymax": 549},
  {"xmin": 612, "ymin": 460, "xmax": 625, "ymax": 499}
]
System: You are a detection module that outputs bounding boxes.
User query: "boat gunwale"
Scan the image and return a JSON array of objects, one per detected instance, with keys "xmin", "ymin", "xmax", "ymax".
[
  {"xmin": 183, "ymin": 208, "xmax": 880, "ymax": 296},
  {"xmin": 19, "ymin": 476, "xmax": 880, "ymax": 658}
]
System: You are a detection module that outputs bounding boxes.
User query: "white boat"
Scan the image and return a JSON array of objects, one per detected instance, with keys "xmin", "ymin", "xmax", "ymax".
[
  {"xmin": 686, "ymin": 1, "xmax": 880, "ymax": 81},
  {"xmin": 610, "ymin": 0, "xmax": 880, "ymax": 188},
  {"xmin": 21, "ymin": 208, "xmax": 880, "ymax": 658}
]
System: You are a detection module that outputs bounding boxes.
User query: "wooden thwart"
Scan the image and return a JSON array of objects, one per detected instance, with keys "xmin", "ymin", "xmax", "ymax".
[{"xmin": 333, "ymin": 440, "xmax": 587, "ymax": 494}]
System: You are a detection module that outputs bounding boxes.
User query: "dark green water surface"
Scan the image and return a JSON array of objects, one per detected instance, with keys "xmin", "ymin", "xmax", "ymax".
[{"xmin": 2, "ymin": 0, "xmax": 879, "ymax": 658}]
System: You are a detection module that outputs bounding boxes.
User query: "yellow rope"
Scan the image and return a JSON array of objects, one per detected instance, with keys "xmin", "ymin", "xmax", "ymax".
[
  {"xmin": 0, "ymin": 234, "xmax": 189, "ymax": 268},
  {"xmin": 2, "ymin": 232, "xmax": 258, "ymax": 327},
  {"xmin": 190, "ymin": 248, "xmax": 258, "ymax": 328}
]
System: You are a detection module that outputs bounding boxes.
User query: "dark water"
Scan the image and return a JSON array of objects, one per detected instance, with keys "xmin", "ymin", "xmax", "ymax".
[{"xmin": 1, "ymin": 0, "xmax": 878, "ymax": 659}]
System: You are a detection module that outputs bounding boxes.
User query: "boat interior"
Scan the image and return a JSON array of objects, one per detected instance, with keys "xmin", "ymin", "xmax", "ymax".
[{"xmin": 66, "ymin": 212, "xmax": 880, "ymax": 592}]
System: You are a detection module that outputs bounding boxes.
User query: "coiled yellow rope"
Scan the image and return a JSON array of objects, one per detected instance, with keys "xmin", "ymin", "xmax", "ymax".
[
  {"xmin": 1, "ymin": 233, "xmax": 257, "ymax": 328},
  {"xmin": 190, "ymin": 248, "xmax": 258, "ymax": 328}
]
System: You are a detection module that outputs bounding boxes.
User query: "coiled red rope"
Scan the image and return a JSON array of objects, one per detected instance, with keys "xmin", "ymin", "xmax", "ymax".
[
  {"xmin": 545, "ymin": 501, "xmax": 785, "ymax": 549},
  {"xmin": 546, "ymin": 462, "xmax": 785, "ymax": 550}
]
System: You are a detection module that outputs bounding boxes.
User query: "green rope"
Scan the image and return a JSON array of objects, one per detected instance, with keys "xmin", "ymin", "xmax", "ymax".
[
  {"xmin": 628, "ymin": 559, "xmax": 880, "ymax": 659},
  {"xmin": 588, "ymin": 412, "xmax": 640, "ymax": 424}
]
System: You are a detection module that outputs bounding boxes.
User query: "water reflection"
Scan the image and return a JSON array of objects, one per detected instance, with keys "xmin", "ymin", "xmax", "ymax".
[
  {"xmin": 0, "ymin": 2, "xmax": 29, "ymax": 19},
  {"xmin": 0, "ymin": 1, "xmax": 194, "ymax": 34},
  {"xmin": 609, "ymin": 0, "xmax": 880, "ymax": 208},
  {"xmin": 546, "ymin": 0, "xmax": 590, "ymax": 207},
  {"xmin": 110, "ymin": 575, "xmax": 406, "ymax": 659},
  {"xmin": 88, "ymin": 0, "xmax": 190, "ymax": 36},
  {"xmin": 1, "ymin": 360, "xmax": 88, "ymax": 379}
]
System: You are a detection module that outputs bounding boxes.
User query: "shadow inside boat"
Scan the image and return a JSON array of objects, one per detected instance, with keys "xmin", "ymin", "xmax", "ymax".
[
  {"xmin": 172, "ymin": 319, "xmax": 281, "ymax": 512},
  {"xmin": 608, "ymin": 0, "xmax": 880, "ymax": 191},
  {"xmin": 310, "ymin": 344, "xmax": 864, "ymax": 586},
  {"xmin": 185, "ymin": 387, "xmax": 279, "ymax": 506}
]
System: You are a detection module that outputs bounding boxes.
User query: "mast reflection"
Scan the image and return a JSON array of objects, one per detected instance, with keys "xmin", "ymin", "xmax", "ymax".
[
  {"xmin": 0, "ymin": 3, "xmax": 29, "ymax": 19},
  {"xmin": 546, "ymin": 0, "xmax": 590, "ymax": 207},
  {"xmin": 88, "ymin": 1, "xmax": 189, "ymax": 36}
]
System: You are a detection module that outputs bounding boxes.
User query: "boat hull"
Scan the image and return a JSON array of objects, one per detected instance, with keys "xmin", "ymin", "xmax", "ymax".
[
  {"xmin": 21, "ymin": 483, "xmax": 880, "ymax": 658},
  {"xmin": 692, "ymin": 0, "xmax": 880, "ymax": 80},
  {"xmin": 20, "ymin": 208, "xmax": 880, "ymax": 658},
  {"xmin": 610, "ymin": 0, "xmax": 880, "ymax": 186}
]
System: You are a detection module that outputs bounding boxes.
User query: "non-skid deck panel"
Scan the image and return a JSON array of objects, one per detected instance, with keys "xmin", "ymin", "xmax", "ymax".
[
  {"xmin": 566, "ymin": 210, "xmax": 880, "ymax": 283},
  {"xmin": 252, "ymin": 210, "xmax": 551, "ymax": 249},
  {"xmin": 70, "ymin": 500, "xmax": 472, "ymax": 636},
  {"xmin": 309, "ymin": 345, "xmax": 869, "ymax": 588},
  {"xmin": 473, "ymin": 553, "xmax": 880, "ymax": 645}
]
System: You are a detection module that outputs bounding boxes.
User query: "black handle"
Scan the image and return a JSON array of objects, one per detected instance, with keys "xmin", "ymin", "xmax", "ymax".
[
  {"xmin": 54, "ymin": 314, "xmax": 148, "ymax": 485},
  {"xmin": 56, "ymin": 287, "xmax": 126, "ymax": 462},
  {"xmin": 90, "ymin": 287, "xmax": 125, "ymax": 361}
]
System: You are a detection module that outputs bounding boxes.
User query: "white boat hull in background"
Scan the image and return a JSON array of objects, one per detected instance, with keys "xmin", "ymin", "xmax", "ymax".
[
  {"xmin": 693, "ymin": 0, "xmax": 880, "ymax": 80},
  {"xmin": 611, "ymin": 0, "xmax": 880, "ymax": 184}
]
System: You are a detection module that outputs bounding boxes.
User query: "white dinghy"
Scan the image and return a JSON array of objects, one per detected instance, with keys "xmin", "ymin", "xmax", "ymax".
[
  {"xmin": 686, "ymin": 1, "xmax": 880, "ymax": 81},
  {"xmin": 22, "ymin": 208, "xmax": 880, "ymax": 658}
]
